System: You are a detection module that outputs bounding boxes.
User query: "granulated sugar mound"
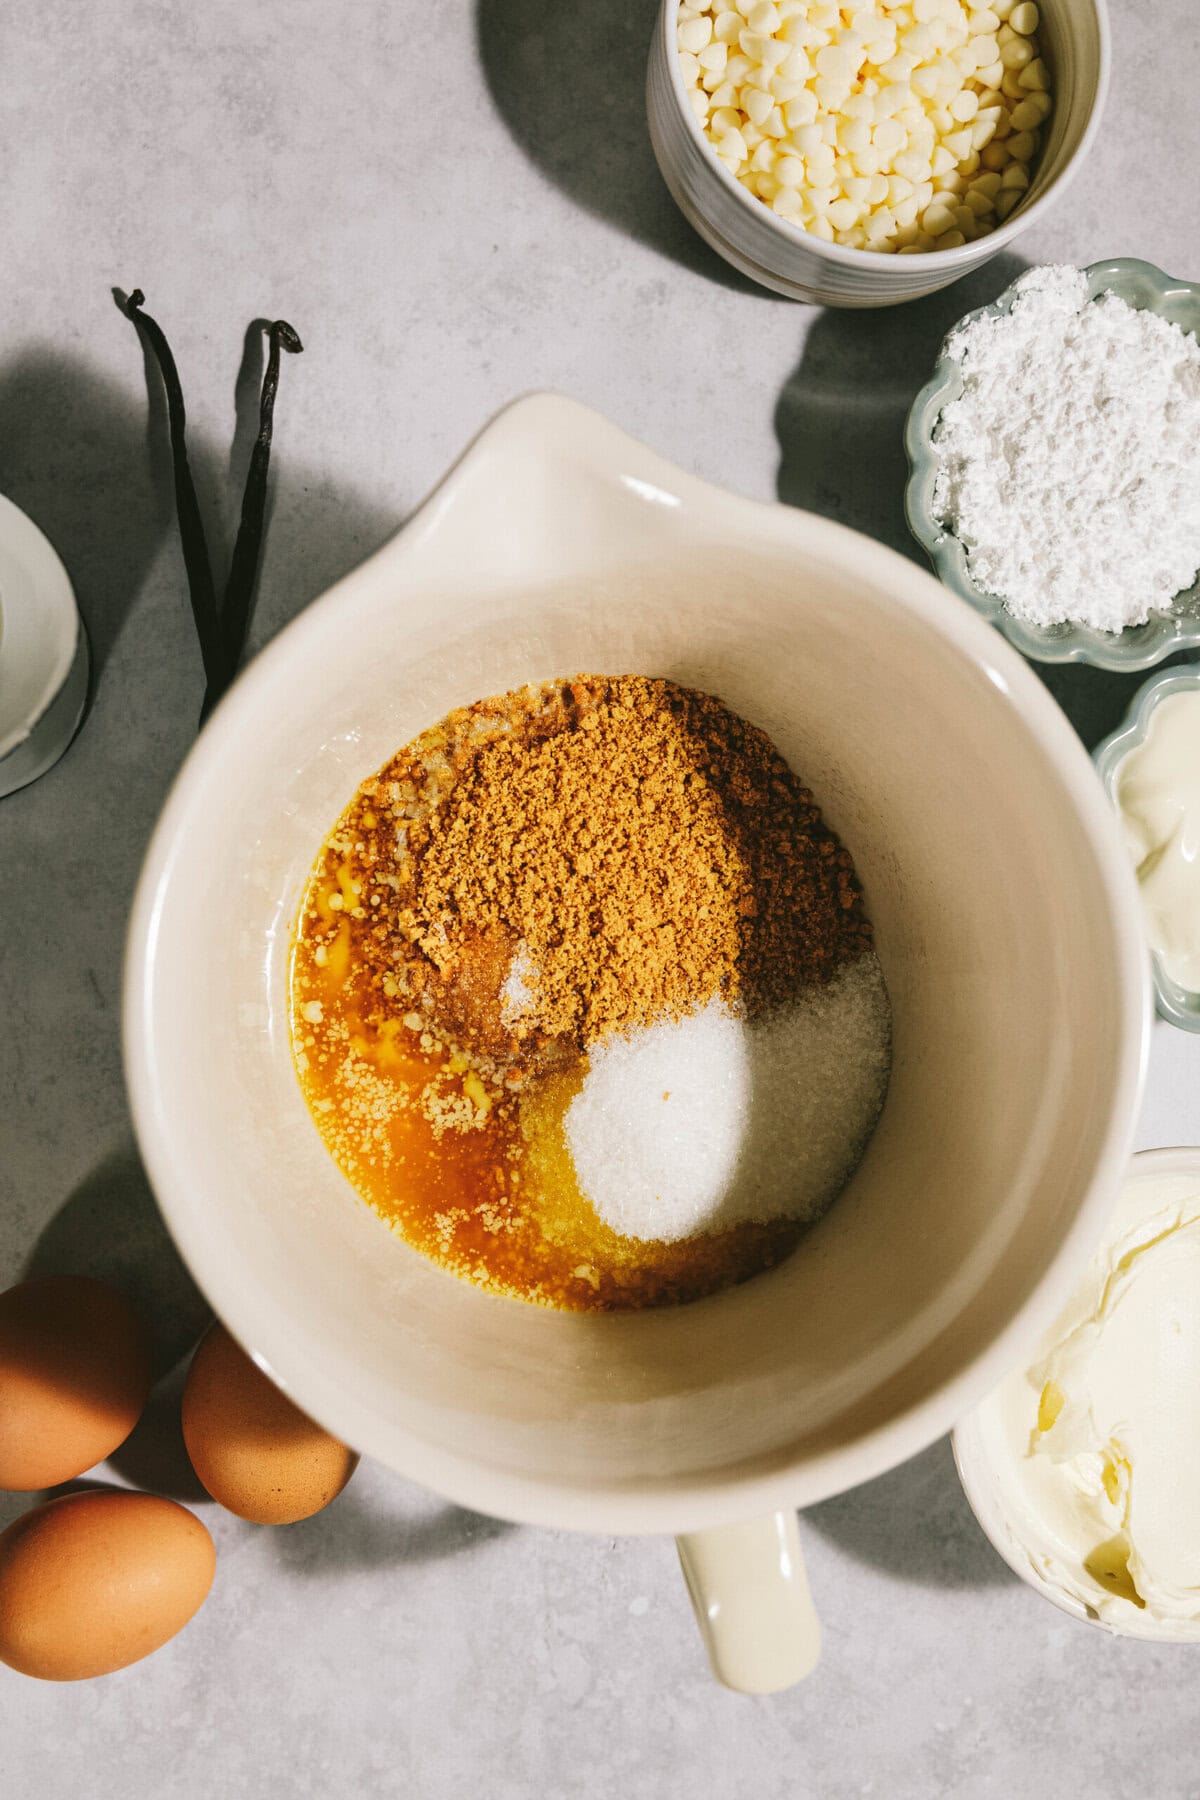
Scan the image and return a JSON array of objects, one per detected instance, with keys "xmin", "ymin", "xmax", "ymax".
[
  {"xmin": 932, "ymin": 264, "xmax": 1200, "ymax": 633},
  {"xmin": 564, "ymin": 954, "xmax": 891, "ymax": 1244}
]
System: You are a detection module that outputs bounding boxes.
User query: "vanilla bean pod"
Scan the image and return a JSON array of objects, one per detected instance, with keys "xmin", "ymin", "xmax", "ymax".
[
  {"xmin": 204, "ymin": 319, "xmax": 303, "ymax": 723},
  {"xmin": 121, "ymin": 289, "xmax": 225, "ymax": 697},
  {"xmin": 121, "ymin": 292, "xmax": 303, "ymax": 725}
]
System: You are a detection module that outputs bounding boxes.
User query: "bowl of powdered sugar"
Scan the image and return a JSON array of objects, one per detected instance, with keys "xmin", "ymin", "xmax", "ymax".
[{"xmin": 905, "ymin": 259, "xmax": 1200, "ymax": 669}]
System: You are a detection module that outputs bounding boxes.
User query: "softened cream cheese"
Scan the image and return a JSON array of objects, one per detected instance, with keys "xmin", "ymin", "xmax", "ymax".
[
  {"xmin": 973, "ymin": 1168, "xmax": 1200, "ymax": 1634},
  {"xmin": 1116, "ymin": 689, "xmax": 1200, "ymax": 994}
]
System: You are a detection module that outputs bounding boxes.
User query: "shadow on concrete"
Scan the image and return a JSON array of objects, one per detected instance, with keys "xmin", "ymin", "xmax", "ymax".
[
  {"xmin": 804, "ymin": 1435, "xmax": 1015, "ymax": 1589},
  {"xmin": 24, "ymin": 1141, "xmax": 211, "ymax": 1378},
  {"xmin": 774, "ymin": 254, "xmax": 1030, "ymax": 561},
  {"xmin": 476, "ymin": 0, "xmax": 760, "ymax": 293},
  {"xmin": 270, "ymin": 1488, "xmax": 515, "ymax": 1575},
  {"xmin": 0, "ymin": 345, "xmax": 174, "ymax": 680},
  {"xmin": 107, "ymin": 1359, "xmax": 211, "ymax": 1505}
]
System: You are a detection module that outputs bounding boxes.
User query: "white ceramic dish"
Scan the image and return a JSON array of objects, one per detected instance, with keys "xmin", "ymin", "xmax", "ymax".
[
  {"xmin": 1093, "ymin": 663, "xmax": 1200, "ymax": 1033},
  {"xmin": 0, "ymin": 494, "xmax": 88, "ymax": 800},
  {"xmin": 647, "ymin": 0, "xmax": 1110, "ymax": 306},
  {"xmin": 125, "ymin": 394, "xmax": 1147, "ymax": 1689},
  {"xmin": 954, "ymin": 1147, "xmax": 1200, "ymax": 1640}
]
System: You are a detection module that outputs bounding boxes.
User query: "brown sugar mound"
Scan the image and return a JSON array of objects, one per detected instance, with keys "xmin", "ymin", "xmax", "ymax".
[{"xmin": 390, "ymin": 675, "xmax": 872, "ymax": 1050}]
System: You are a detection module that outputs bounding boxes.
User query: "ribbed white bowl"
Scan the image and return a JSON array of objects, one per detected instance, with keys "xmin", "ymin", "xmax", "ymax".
[
  {"xmin": 647, "ymin": 0, "xmax": 1109, "ymax": 307},
  {"xmin": 0, "ymin": 493, "xmax": 89, "ymax": 799}
]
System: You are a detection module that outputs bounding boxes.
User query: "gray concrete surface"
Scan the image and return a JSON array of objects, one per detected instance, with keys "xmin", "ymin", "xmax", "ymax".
[{"xmin": 3, "ymin": 3, "xmax": 1199, "ymax": 1795}]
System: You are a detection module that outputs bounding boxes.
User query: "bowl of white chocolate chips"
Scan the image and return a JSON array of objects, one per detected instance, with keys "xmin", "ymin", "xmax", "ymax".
[{"xmin": 647, "ymin": 0, "xmax": 1108, "ymax": 305}]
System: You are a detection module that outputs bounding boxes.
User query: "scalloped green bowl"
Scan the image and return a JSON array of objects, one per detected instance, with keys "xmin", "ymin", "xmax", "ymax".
[
  {"xmin": 904, "ymin": 258, "xmax": 1200, "ymax": 671},
  {"xmin": 1094, "ymin": 661, "xmax": 1200, "ymax": 1032}
]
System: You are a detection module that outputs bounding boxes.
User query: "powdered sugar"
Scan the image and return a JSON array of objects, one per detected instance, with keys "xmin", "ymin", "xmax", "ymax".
[
  {"xmin": 562, "ymin": 955, "xmax": 891, "ymax": 1244},
  {"xmin": 931, "ymin": 265, "xmax": 1200, "ymax": 633}
]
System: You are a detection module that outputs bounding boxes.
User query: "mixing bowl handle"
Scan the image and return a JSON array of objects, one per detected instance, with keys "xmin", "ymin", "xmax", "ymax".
[{"xmin": 675, "ymin": 1510, "xmax": 820, "ymax": 1693}]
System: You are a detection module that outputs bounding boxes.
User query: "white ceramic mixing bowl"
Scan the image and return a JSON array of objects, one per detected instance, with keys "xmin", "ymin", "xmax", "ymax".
[{"xmin": 125, "ymin": 395, "xmax": 1147, "ymax": 1690}]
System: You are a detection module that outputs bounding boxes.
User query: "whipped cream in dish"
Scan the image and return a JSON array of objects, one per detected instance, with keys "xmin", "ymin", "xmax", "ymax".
[{"xmin": 959, "ymin": 1154, "xmax": 1200, "ymax": 1637}]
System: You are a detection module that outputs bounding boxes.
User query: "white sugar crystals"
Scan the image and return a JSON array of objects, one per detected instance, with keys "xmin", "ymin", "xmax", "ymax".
[{"xmin": 564, "ymin": 954, "xmax": 891, "ymax": 1244}]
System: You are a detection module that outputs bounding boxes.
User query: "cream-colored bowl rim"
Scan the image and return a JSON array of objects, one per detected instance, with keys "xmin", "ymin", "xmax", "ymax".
[{"xmin": 124, "ymin": 394, "xmax": 1148, "ymax": 1533}]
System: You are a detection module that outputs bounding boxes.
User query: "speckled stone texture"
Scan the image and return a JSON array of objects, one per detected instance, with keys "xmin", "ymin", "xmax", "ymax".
[{"xmin": 3, "ymin": 3, "xmax": 1199, "ymax": 1795}]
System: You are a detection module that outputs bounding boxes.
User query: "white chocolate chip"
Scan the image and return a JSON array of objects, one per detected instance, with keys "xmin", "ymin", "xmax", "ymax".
[
  {"xmin": 678, "ymin": 15, "xmax": 715, "ymax": 52},
  {"xmin": 675, "ymin": 0, "xmax": 1050, "ymax": 254}
]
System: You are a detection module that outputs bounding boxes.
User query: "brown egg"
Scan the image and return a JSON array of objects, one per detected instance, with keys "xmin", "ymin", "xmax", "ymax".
[
  {"xmin": 182, "ymin": 1323, "xmax": 358, "ymax": 1524},
  {"xmin": 0, "ymin": 1277, "xmax": 152, "ymax": 1490},
  {"xmin": 0, "ymin": 1490, "xmax": 215, "ymax": 1679}
]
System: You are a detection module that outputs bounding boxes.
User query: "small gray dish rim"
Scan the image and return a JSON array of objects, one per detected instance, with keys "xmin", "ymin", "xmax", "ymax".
[
  {"xmin": 1093, "ymin": 660, "xmax": 1200, "ymax": 1033},
  {"xmin": 904, "ymin": 256, "xmax": 1200, "ymax": 671}
]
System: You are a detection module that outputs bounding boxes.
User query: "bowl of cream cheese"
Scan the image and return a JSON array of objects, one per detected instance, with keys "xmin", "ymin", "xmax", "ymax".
[
  {"xmin": 954, "ymin": 1146, "xmax": 1200, "ymax": 1638},
  {"xmin": 1094, "ymin": 662, "xmax": 1200, "ymax": 1033}
]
